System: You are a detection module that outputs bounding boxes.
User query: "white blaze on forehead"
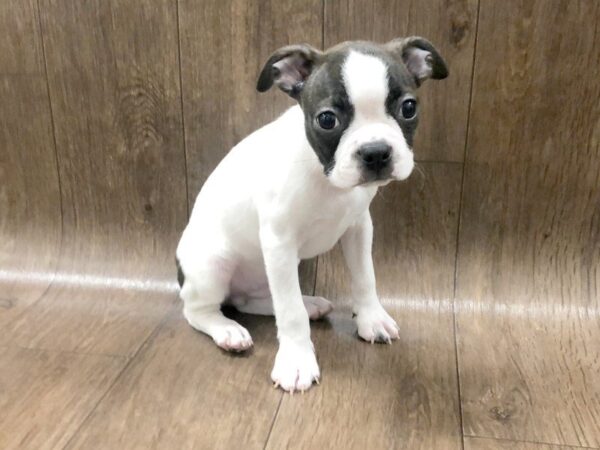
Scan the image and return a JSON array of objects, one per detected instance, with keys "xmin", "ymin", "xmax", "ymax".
[{"xmin": 342, "ymin": 51, "xmax": 389, "ymax": 117}]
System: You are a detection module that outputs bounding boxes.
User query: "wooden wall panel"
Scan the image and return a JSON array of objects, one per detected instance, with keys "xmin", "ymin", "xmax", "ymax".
[
  {"xmin": 456, "ymin": 0, "xmax": 600, "ymax": 447},
  {"xmin": 267, "ymin": 164, "xmax": 464, "ymax": 449},
  {"xmin": 0, "ymin": 1, "xmax": 61, "ymax": 344},
  {"xmin": 324, "ymin": 0, "xmax": 479, "ymax": 162},
  {"xmin": 39, "ymin": 0, "xmax": 187, "ymax": 273},
  {"xmin": 0, "ymin": 0, "xmax": 43, "ymax": 74},
  {"xmin": 0, "ymin": 78, "xmax": 62, "ymax": 344}
]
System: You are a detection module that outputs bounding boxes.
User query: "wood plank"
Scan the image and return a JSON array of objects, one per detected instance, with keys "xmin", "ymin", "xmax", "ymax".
[
  {"xmin": 0, "ymin": 0, "xmax": 60, "ymax": 345},
  {"xmin": 0, "ymin": 76, "xmax": 61, "ymax": 343},
  {"xmin": 464, "ymin": 436, "xmax": 585, "ymax": 450},
  {"xmin": 38, "ymin": 0, "xmax": 187, "ymax": 261},
  {"xmin": 324, "ymin": 0, "xmax": 478, "ymax": 162},
  {"xmin": 266, "ymin": 163, "xmax": 463, "ymax": 449},
  {"xmin": 7, "ymin": 288, "xmax": 177, "ymax": 356},
  {"xmin": 0, "ymin": 0, "xmax": 43, "ymax": 73},
  {"xmin": 66, "ymin": 310, "xmax": 283, "ymax": 449},
  {"xmin": 299, "ymin": 257, "xmax": 318, "ymax": 296},
  {"xmin": 456, "ymin": 0, "xmax": 600, "ymax": 447},
  {"xmin": 0, "ymin": 346, "xmax": 126, "ymax": 450},
  {"xmin": 3, "ymin": 0, "xmax": 189, "ymax": 354}
]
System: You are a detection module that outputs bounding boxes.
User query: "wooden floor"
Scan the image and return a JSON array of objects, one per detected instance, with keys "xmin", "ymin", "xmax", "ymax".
[{"xmin": 2, "ymin": 0, "xmax": 600, "ymax": 449}]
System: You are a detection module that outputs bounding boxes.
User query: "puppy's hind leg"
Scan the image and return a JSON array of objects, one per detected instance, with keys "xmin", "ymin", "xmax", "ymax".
[
  {"xmin": 233, "ymin": 295, "xmax": 333, "ymax": 320},
  {"xmin": 179, "ymin": 255, "xmax": 253, "ymax": 352}
]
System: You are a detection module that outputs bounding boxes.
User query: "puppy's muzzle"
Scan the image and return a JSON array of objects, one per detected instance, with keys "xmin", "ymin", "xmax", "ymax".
[{"xmin": 357, "ymin": 140, "xmax": 392, "ymax": 177}]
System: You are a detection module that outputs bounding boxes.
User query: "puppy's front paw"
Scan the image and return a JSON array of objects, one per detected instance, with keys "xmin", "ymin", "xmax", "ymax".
[
  {"xmin": 355, "ymin": 306, "xmax": 399, "ymax": 344},
  {"xmin": 271, "ymin": 341, "xmax": 320, "ymax": 393}
]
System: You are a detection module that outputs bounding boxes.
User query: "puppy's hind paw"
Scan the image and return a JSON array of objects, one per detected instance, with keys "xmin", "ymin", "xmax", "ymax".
[
  {"xmin": 183, "ymin": 308, "xmax": 253, "ymax": 352},
  {"xmin": 212, "ymin": 323, "xmax": 253, "ymax": 352},
  {"xmin": 302, "ymin": 295, "xmax": 333, "ymax": 320}
]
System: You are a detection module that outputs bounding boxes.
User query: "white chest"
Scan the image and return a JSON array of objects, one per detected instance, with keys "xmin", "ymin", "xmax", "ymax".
[{"xmin": 297, "ymin": 188, "xmax": 375, "ymax": 259}]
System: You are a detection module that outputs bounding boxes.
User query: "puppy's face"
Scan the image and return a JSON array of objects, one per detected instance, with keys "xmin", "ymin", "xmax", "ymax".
[{"xmin": 257, "ymin": 38, "xmax": 448, "ymax": 188}]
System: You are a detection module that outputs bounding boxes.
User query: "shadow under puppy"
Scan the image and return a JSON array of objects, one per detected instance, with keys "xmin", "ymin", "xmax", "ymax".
[{"xmin": 176, "ymin": 37, "xmax": 448, "ymax": 393}]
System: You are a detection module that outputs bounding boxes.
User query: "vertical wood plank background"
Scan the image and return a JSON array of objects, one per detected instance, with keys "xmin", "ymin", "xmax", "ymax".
[
  {"xmin": 456, "ymin": 0, "xmax": 600, "ymax": 446},
  {"xmin": 0, "ymin": 0, "xmax": 62, "ymax": 343},
  {"xmin": 0, "ymin": 0, "xmax": 599, "ymax": 448}
]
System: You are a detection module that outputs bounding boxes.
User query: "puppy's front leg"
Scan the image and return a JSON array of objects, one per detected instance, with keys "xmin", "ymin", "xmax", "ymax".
[
  {"xmin": 260, "ymin": 226, "xmax": 320, "ymax": 392},
  {"xmin": 341, "ymin": 211, "xmax": 400, "ymax": 344}
]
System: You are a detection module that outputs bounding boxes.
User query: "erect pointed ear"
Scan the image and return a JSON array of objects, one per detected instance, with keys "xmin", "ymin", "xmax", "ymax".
[
  {"xmin": 385, "ymin": 36, "xmax": 448, "ymax": 86},
  {"xmin": 256, "ymin": 44, "xmax": 322, "ymax": 98}
]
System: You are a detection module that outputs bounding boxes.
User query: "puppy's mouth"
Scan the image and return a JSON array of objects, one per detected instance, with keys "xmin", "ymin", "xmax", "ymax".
[
  {"xmin": 359, "ymin": 167, "xmax": 394, "ymax": 185},
  {"xmin": 357, "ymin": 174, "xmax": 394, "ymax": 187}
]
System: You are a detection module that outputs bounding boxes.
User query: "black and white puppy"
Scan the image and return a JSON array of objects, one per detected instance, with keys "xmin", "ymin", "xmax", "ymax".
[{"xmin": 176, "ymin": 37, "xmax": 448, "ymax": 393}]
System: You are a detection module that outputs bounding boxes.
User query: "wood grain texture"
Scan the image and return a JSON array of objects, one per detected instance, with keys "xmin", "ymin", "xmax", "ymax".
[
  {"xmin": 0, "ymin": 2, "xmax": 61, "ymax": 345},
  {"xmin": 66, "ymin": 310, "xmax": 283, "ymax": 449},
  {"xmin": 38, "ymin": 0, "xmax": 187, "ymax": 269},
  {"xmin": 324, "ymin": 0, "xmax": 478, "ymax": 162},
  {"xmin": 0, "ymin": 0, "xmax": 43, "ymax": 74},
  {"xmin": 464, "ymin": 436, "xmax": 585, "ymax": 450},
  {"xmin": 0, "ymin": 77, "xmax": 62, "ymax": 345},
  {"xmin": 0, "ymin": 346, "xmax": 126, "ymax": 450},
  {"xmin": 1, "ymin": 0, "xmax": 188, "ymax": 354},
  {"xmin": 7, "ymin": 289, "xmax": 177, "ymax": 356},
  {"xmin": 266, "ymin": 164, "xmax": 464, "ymax": 449},
  {"xmin": 456, "ymin": 0, "xmax": 600, "ymax": 447},
  {"xmin": 299, "ymin": 257, "xmax": 318, "ymax": 296}
]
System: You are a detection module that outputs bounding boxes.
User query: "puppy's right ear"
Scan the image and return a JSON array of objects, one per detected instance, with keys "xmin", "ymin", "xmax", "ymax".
[{"xmin": 256, "ymin": 44, "xmax": 322, "ymax": 99}]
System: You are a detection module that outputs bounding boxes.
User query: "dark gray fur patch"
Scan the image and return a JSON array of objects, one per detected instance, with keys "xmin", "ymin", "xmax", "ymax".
[
  {"xmin": 175, "ymin": 257, "xmax": 184, "ymax": 288},
  {"xmin": 298, "ymin": 41, "xmax": 421, "ymax": 171},
  {"xmin": 300, "ymin": 48, "xmax": 354, "ymax": 172}
]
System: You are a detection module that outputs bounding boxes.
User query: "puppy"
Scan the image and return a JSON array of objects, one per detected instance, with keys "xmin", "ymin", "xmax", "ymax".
[{"xmin": 176, "ymin": 37, "xmax": 448, "ymax": 393}]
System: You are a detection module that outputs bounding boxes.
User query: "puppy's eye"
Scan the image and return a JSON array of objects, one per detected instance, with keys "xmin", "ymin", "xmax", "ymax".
[
  {"xmin": 316, "ymin": 111, "xmax": 338, "ymax": 130},
  {"xmin": 401, "ymin": 99, "xmax": 417, "ymax": 119}
]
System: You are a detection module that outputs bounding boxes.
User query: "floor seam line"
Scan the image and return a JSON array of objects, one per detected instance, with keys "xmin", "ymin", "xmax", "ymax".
[
  {"xmin": 262, "ymin": 392, "xmax": 284, "ymax": 450},
  {"xmin": 60, "ymin": 303, "xmax": 177, "ymax": 449},
  {"xmin": 465, "ymin": 434, "xmax": 600, "ymax": 449},
  {"xmin": 452, "ymin": 0, "xmax": 482, "ymax": 448},
  {"xmin": 175, "ymin": 0, "xmax": 191, "ymax": 218}
]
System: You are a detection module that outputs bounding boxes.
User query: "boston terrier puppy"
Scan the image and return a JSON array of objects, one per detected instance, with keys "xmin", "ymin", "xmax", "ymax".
[{"xmin": 176, "ymin": 37, "xmax": 448, "ymax": 393}]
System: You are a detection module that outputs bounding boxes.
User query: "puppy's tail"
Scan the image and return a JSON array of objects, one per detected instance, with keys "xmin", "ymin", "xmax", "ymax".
[{"xmin": 175, "ymin": 257, "xmax": 185, "ymax": 288}]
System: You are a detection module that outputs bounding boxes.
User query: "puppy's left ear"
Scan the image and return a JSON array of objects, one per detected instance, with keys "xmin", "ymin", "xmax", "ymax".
[
  {"xmin": 256, "ymin": 44, "xmax": 322, "ymax": 98},
  {"xmin": 386, "ymin": 36, "xmax": 448, "ymax": 86}
]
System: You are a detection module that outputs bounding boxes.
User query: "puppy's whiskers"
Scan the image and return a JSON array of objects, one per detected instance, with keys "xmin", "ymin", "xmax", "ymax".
[{"xmin": 413, "ymin": 162, "xmax": 427, "ymax": 192}]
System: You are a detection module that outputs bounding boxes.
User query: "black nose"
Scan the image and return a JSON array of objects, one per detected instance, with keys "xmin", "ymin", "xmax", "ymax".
[{"xmin": 357, "ymin": 141, "xmax": 392, "ymax": 171}]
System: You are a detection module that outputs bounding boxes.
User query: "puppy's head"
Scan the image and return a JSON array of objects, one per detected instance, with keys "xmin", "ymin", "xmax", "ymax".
[{"xmin": 257, "ymin": 38, "xmax": 448, "ymax": 188}]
